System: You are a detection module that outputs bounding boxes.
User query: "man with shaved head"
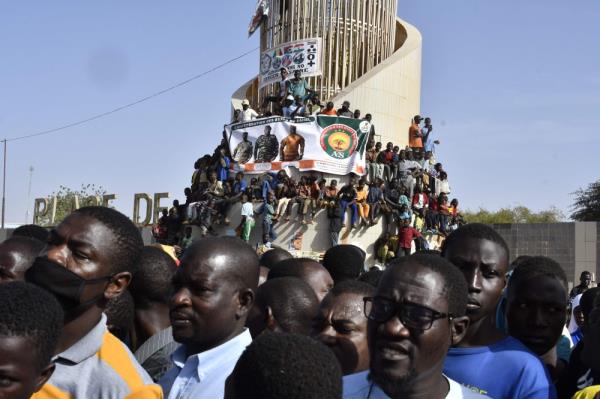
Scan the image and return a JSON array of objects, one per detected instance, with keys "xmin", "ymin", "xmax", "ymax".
[
  {"xmin": 268, "ymin": 257, "xmax": 333, "ymax": 302},
  {"xmin": 246, "ymin": 277, "xmax": 319, "ymax": 337},
  {"xmin": 159, "ymin": 236, "xmax": 259, "ymax": 399},
  {"xmin": 259, "ymin": 247, "xmax": 292, "ymax": 269},
  {"xmin": 0, "ymin": 236, "xmax": 45, "ymax": 282}
]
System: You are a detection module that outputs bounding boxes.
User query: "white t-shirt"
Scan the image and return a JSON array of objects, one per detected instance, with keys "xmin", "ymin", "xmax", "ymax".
[
  {"xmin": 241, "ymin": 202, "xmax": 254, "ymax": 218},
  {"xmin": 241, "ymin": 108, "xmax": 258, "ymax": 122},
  {"xmin": 342, "ymin": 371, "xmax": 490, "ymax": 399}
]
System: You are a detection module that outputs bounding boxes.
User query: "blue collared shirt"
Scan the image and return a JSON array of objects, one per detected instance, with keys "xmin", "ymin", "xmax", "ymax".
[
  {"xmin": 343, "ymin": 370, "xmax": 490, "ymax": 399},
  {"xmin": 159, "ymin": 329, "xmax": 252, "ymax": 399}
]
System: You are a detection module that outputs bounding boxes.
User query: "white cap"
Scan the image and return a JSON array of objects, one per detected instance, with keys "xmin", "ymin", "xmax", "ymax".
[
  {"xmin": 241, "ymin": 99, "xmax": 250, "ymax": 106},
  {"xmin": 286, "ymin": 95, "xmax": 294, "ymax": 101}
]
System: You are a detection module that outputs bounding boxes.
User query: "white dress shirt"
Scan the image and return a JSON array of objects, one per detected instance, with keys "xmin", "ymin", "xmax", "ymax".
[
  {"xmin": 342, "ymin": 370, "xmax": 490, "ymax": 399},
  {"xmin": 159, "ymin": 329, "xmax": 252, "ymax": 399}
]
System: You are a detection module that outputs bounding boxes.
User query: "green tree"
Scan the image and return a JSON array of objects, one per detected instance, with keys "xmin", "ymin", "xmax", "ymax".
[
  {"xmin": 571, "ymin": 179, "xmax": 600, "ymax": 221},
  {"xmin": 38, "ymin": 184, "xmax": 107, "ymax": 225},
  {"xmin": 462, "ymin": 206, "xmax": 564, "ymax": 224}
]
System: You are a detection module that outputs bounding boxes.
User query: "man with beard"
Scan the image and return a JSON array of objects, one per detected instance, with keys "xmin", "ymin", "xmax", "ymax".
[
  {"xmin": 343, "ymin": 253, "xmax": 486, "ymax": 398},
  {"xmin": 442, "ymin": 224, "xmax": 555, "ymax": 399},
  {"xmin": 159, "ymin": 237, "xmax": 258, "ymax": 398},
  {"xmin": 232, "ymin": 132, "xmax": 254, "ymax": 164},
  {"xmin": 26, "ymin": 206, "xmax": 161, "ymax": 399},
  {"xmin": 254, "ymin": 125, "xmax": 279, "ymax": 163}
]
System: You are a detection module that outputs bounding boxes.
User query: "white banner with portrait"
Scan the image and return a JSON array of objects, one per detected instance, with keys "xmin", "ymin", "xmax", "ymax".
[
  {"xmin": 225, "ymin": 116, "xmax": 370, "ymax": 176},
  {"xmin": 259, "ymin": 38, "xmax": 323, "ymax": 89}
]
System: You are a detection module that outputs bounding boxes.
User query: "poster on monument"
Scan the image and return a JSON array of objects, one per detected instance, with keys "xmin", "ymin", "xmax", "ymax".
[
  {"xmin": 259, "ymin": 38, "xmax": 323, "ymax": 89},
  {"xmin": 225, "ymin": 116, "xmax": 370, "ymax": 176}
]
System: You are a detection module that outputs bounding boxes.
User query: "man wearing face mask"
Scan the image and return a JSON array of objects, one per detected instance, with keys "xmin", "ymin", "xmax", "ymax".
[{"xmin": 26, "ymin": 206, "xmax": 163, "ymax": 399}]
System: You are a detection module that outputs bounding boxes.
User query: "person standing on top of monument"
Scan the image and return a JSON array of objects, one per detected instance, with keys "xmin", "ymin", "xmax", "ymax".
[
  {"xmin": 409, "ymin": 115, "xmax": 424, "ymax": 155},
  {"xmin": 253, "ymin": 125, "xmax": 278, "ymax": 163},
  {"xmin": 320, "ymin": 101, "xmax": 338, "ymax": 116},
  {"xmin": 441, "ymin": 224, "xmax": 556, "ymax": 399},
  {"xmin": 240, "ymin": 99, "xmax": 258, "ymax": 122},
  {"xmin": 422, "ymin": 117, "xmax": 440, "ymax": 155},
  {"xmin": 261, "ymin": 67, "xmax": 289, "ymax": 111},
  {"xmin": 287, "ymin": 70, "xmax": 313, "ymax": 102},
  {"xmin": 570, "ymin": 271, "xmax": 593, "ymax": 299},
  {"xmin": 337, "ymin": 101, "xmax": 354, "ymax": 118}
]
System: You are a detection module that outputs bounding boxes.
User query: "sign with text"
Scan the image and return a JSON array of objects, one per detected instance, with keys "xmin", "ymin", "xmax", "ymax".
[
  {"xmin": 226, "ymin": 115, "xmax": 370, "ymax": 175},
  {"xmin": 259, "ymin": 38, "xmax": 322, "ymax": 88}
]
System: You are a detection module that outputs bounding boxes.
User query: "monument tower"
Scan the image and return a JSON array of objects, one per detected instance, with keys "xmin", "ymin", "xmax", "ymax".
[{"xmin": 232, "ymin": 0, "xmax": 422, "ymax": 146}]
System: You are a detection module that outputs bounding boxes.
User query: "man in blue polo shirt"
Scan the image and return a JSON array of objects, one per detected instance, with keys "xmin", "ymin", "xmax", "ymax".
[{"xmin": 441, "ymin": 224, "xmax": 556, "ymax": 399}]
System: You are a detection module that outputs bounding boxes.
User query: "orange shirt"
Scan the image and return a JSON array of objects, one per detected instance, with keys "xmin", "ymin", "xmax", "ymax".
[
  {"xmin": 408, "ymin": 123, "xmax": 423, "ymax": 148},
  {"xmin": 321, "ymin": 108, "xmax": 337, "ymax": 116}
]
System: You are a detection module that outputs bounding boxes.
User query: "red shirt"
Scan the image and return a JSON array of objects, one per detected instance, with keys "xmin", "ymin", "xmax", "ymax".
[
  {"xmin": 398, "ymin": 226, "xmax": 421, "ymax": 249},
  {"xmin": 412, "ymin": 193, "xmax": 429, "ymax": 208}
]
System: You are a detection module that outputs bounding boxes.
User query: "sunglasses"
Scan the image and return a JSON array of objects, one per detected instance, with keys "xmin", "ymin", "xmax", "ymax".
[{"xmin": 364, "ymin": 296, "xmax": 452, "ymax": 331}]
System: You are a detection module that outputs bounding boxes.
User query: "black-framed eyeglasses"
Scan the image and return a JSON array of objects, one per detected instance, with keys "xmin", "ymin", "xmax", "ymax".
[{"xmin": 363, "ymin": 296, "xmax": 452, "ymax": 331}]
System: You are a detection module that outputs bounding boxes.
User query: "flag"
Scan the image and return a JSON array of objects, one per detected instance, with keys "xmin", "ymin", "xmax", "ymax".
[{"xmin": 248, "ymin": 0, "xmax": 269, "ymax": 37}]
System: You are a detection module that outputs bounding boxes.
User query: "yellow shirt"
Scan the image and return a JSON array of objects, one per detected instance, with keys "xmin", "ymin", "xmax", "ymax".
[{"xmin": 572, "ymin": 386, "xmax": 600, "ymax": 399}]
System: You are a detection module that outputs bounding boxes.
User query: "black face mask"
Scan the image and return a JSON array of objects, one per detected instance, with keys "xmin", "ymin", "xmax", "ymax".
[{"xmin": 25, "ymin": 257, "xmax": 112, "ymax": 318}]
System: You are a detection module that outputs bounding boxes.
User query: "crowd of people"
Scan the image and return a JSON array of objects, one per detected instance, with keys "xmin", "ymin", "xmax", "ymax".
[
  {"xmin": 0, "ymin": 67, "xmax": 593, "ymax": 399},
  {"xmin": 0, "ymin": 216, "xmax": 598, "ymax": 399},
  {"xmin": 154, "ymin": 81, "xmax": 460, "ymax": 262}
]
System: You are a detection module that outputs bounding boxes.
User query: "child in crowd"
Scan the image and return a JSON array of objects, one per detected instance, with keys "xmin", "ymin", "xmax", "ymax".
[
  {"xmin": 375, "ymin": 233, "xmax": 396, "ymax": 265},
  {"xmin": 438, "ymin": 193, "xmax": 451, "ymax": 236},
  {"xmin": 238, "ymin": 194, "xmax": 255, "ymax": 242},
  {"xmin": 198, "ymin": 198, "xmax": 218, "ymax": 236},
  {"xmin": 324, "ymin": 179, "xmax": 338, "ymax": 202},
  {"xmin": 355, "ymin": 178, "xmax": 370, "ymax": 226},
  {"xmin": 259, "ymin": 192, "xmax": 277, "ymax": 245},
  {"xmin": 367, "ymin": 178, "xmax": 384, "ymax": 226},
  {"xmin": 0, "ymin": 282, "xmax": 64, "ymax": 399},
  {"xmin": 250, "ymin": 177, "xmax": 262, "ymax": 201},
  {"xmin": 397, "ymin": 214, "xmax": 422, "ymax": 256},
  {"xmin": 338, "ymin": 177, "xmax": 359, "ymax": 229},
  {"xmin": 327, "ymin": 200, "xmax": 343, "ymax": 247}
]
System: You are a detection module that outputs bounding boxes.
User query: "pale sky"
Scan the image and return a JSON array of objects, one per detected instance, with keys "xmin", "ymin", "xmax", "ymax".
[{"xmin": 1, "ymin": 0, "xmax": 599, "ymax": 224}]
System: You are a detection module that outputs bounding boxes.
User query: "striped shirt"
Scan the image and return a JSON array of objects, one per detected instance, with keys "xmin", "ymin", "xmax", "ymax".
[
  {"xmin": 32, "ymin": 314, "xmax": 163, "ymax": 399},
  {"xmin": 134, "ymin": 327, "xmax": 180, "ymax": 382}
]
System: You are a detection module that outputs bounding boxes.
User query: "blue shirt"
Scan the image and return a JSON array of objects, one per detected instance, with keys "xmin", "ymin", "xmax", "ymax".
[
  {"xmin": 217, "ymin": 156, "xmax": 230, "ymax": 182},
  {"xmin": 233, "ymin": 179, "xmax": 247, "ymax": 194},
  {"xmin": 159, "ymin": 329, "xmax": 252, "ymax": 399},
  {"xmin": 443, "ymin": 336, "xmax": 556, "ymax": 399},
  {"xmin": 343, "ymin": 370, "xmax": 489, "ymax": 398}
]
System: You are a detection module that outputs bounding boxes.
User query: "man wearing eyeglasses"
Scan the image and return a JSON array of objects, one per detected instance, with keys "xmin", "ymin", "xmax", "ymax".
[{"xmin": 343, "ymin": 254, "xmax": 489, "ymax": 398}]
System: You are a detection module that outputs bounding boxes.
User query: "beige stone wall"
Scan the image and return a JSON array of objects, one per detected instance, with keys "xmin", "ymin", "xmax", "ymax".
[{"xmin": 328, "ymin": 17, "xmax": 422, "ymax": 147}]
